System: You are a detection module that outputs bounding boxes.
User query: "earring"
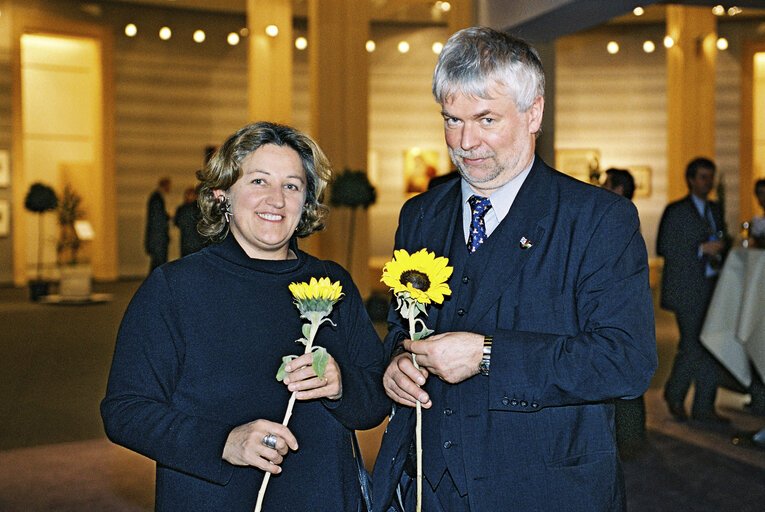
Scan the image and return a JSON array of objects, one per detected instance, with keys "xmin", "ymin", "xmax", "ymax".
[{"xmin": 218, "ymin": 196, "xmax": 232, "ymax": 223}]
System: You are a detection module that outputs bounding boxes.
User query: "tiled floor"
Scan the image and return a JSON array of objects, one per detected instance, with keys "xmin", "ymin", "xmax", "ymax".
[{"xmin": 0, "ymin": 279, "xmax": 763, "ymax": 510}]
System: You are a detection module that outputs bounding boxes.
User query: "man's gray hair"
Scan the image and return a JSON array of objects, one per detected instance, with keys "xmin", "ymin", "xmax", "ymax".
[{"xmin": 433, "ymin": 27, "xmax": 545, "ymax": 112}]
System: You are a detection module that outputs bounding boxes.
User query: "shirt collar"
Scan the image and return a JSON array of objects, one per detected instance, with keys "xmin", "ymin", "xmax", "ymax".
[{"xmin": 460, "ymin": 155, "xmax": 535, "ymax": 223}]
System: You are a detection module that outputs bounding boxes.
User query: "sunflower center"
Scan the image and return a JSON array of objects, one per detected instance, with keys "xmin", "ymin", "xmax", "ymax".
[{"xmin": 400, "ymin": 270, "xmax": 430, "ymax": 291}]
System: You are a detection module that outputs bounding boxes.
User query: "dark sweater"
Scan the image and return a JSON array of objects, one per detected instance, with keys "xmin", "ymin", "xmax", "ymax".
[{"xmin": 101, "ymin": 234, "xmax": 389, "ymax": 511}]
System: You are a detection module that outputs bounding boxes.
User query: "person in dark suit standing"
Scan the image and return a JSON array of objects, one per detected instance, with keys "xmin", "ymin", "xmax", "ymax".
[
  {"xmin": 603, "ymin": 168, "xmax": 647, "ymax": 456},
  {"xmin": 174, "ymin": 186, "xmax": 206, "ymax": 257},
  {"xmin": 145, "ymin": 177, "xmax": 171, "ymax": 273},
  {"xmin": 658, "ymin": 157, "xmax": 731, "ymax": 425},
  {"xmin": 373, "ymin": 27, "xmax": 657, "ymax": 512}
]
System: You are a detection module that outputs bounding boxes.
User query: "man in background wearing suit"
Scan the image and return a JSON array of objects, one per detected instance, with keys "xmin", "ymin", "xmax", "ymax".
[
  {"xmin": 658, "ymin": 157, "xmax": 730, "ymax": 425},
  {"xmin": 144, "ymin": 176, "xmax": 171, "ymax": 273},
  {"xmin": 373, "ymin": 27, "xmax": 657, "ymax": 511}
]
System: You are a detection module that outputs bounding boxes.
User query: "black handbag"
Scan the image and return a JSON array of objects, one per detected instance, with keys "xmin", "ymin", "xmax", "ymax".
[{"xmin": 351, "ymin": 430, "xmax": 374, "ymax": 512}]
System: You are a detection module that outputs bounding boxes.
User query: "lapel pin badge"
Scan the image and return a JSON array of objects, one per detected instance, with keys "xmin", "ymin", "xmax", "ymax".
[{"xmin": 519, "ymin": 237, "xmax": 533, "ymax": 250}]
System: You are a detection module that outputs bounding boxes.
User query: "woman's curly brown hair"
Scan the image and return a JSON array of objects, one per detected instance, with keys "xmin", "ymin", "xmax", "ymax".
[{"xmin": 196, "ymin": 122, "xmax": 333, "ymax": 242}]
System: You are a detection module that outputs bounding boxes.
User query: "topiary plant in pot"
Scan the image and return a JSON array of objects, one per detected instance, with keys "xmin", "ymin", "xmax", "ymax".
[
  {"xmin": 329, "ymin": 168, "xmax": 376, "ymax": 268},
  {"xmin": 24, "ymin": 182, "xmax": 58, "ymax": 300}
]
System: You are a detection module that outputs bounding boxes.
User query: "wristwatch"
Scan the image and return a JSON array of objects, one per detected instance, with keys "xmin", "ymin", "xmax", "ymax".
[{"xmin": 478, "ymin": 335, "xmax": 492, "ymax": 376}]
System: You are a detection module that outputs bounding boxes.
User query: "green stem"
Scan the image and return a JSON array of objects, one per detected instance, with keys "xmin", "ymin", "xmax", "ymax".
[
  {"xmin": 255, "ymin": 320, "xmax": 319, "ymax": 512},
  {"xmin": 407, "ymin": 300, "xmax": 423, "ymax": 512}
]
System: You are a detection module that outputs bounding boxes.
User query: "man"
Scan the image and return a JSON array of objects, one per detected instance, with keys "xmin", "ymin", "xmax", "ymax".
[
  {"xmin": 750, "ymin": 178, "xmax": 765, "ymax": 248},
  {"xmin": 174, "ymin": 185, "xmax": 206, "ymax": 257},
  {"xmin": 603, "ymin": 167, "xmax": 636, "ymax": 200},
  {"xmin": 602, "ymin": 168, "xmax": 646, "ymax": 456},
  {"xmin": 145, "ymin": 176, "xmax": 171, "ymax": 272},
  {"xmin": 373, "ymin": 27, "xmax": 656, "ymax": 511},
  {"xmin": 657, "ymin": 157, "xmax": 730, "ymax": 424}
]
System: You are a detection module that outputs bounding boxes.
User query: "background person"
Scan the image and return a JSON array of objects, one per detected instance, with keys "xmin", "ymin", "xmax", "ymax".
[
  {"xmin": 657, "ymin": 157, "xmax": 731, "ymax": 425},
  {"xmin": 603, "ymin": 167, "xmax": 636, "ymax": 200},
  {"xmin": 174, "ymin": 185, "xmax": 206, "ymax": 257},
  {"xmin": 602, "ymin": 167, "xmax": 647, "ymax": 456},
  {"xmin": 145, "ymin": 176, "xmax": 171, "ymax": 273},
  {"xmin": 750, "ymin": 178, "xmax": 765, "ymax": 248},
  {"xmin": 102, "ymin": 122, "xmax": 389, "ymax": 511},
  {"xmin": 373, "ymin": 27, "xmax": 656, "ymax": 512}
]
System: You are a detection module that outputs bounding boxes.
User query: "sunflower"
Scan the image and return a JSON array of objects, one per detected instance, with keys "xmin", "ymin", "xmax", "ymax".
[
  {"xmin": 381, "ymin": 248, "xmax": 453, "ymax": 304},
  {"xmin": 289, "ymin": 277, "xmax": 344, "ymax": 319}
]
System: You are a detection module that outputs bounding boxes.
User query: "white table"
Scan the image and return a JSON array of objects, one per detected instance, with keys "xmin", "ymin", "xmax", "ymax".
[{"xmin": 700, "ymin": 248, "xmax": 765, "ymax": 387}]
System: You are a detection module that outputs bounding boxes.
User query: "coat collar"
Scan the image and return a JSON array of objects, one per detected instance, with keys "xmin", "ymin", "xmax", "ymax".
[{"xmin": 422, "ymin": 158, "xmax": 556, "ymax": 332}]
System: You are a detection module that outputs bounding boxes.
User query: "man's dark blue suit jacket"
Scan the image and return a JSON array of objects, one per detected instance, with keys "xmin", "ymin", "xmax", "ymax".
[{"xmin": 373, "ymin": 157, "xmax": 657, "ymax": 511}]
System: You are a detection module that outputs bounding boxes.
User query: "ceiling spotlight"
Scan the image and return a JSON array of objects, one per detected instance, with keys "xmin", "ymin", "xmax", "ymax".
[
  {"xmin": 398, "ymin": 41, "xmax": 410, "ymax": 53},
  {"xmin": 295, "ymin": 37, "xmax": 307, "ymax": 50},
  {"xmin": 227, "ymin": 32, "xmax": 240, "ymax": 46},
  {"xmin": 712, "ymin": 5, "xmax": 725, "ymax": 16},
  {"xmin": 728, "ymin": 6, "xmax": 742, "ymax": 16},
  {"xmin": 717, "ymin": 37, "xmax": 729, "ymax": 50},
  {"xmin": 239, "ymin": 28, "xmax": 249, "ymax": 37},
  {"xmin": 643, "ymin": 40, "xmax": 655, "ymax": 53},
  {"xmin": 606, "ymin": 41, "xmax": 619, "ymax": 54},
  {"xmin": 159, "ymin": 26, "xmax": 172, "ymax": 41},
  {"xmin": 365, "ymin": 40, "xmax": 376, "ymax": 53},
  {"xmin": 265, "ymin": 25, "xmax": 279, "ymax": 37},
  {"xmin": 193, "ymin": 30, "xmax": 205, "ymax": 43},
  {"xmin": 663, "ymin": 36, "xmax": 674, "ymax": 48},
  {"xmin": 437, "ymin": 1, "xmax": 451, "ymax": 12},
  {"xmin": 124, "ymin": 23, "xmax": 137, "ymax": 37},
  {"xmin": 432, "ymin": 42, "xmax": 443, "ymax": 54},
  {"xmin": 633, "ymin": 6, "xmax": 644, "ymax": 16}
]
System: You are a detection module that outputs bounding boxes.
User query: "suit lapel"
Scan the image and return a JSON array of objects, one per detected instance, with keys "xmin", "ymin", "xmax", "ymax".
[
  {"xmin": 462, "ymin": 159, "xmax": 555, "ymax": 333},
  {"xmin": 418, "ymin": 181, "xmax": 462, "ymax": 330}
]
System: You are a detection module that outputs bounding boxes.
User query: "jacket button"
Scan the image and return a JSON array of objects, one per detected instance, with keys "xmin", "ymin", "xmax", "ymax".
[
  {"xmin": 531, "ymin": 402, "xmax": 539, "ymax": 408},
  {"xmin": 510, "ymin": 399, "xmax": 518, "ymax": 406},
  {"xmin": 444, "ymin": 408, "xmax": 453, "ymax": 416},
  {"xmin": 501, "ymin": 397, "xmax": 510, "ymax": 406},
  {"xmin": 462, "ymin": 276, "xmax": 469, "ymax": 284},
  {"xmin": 520, "ymin": 401, "xmax": 528, "ymax": 407},
  {"xmin": 443, "ymin": 441, "xmax": 452, "ymax": 449},
  {"xmin": 457, "ymin": 308, "xmax": 466, "ymax": 316}
]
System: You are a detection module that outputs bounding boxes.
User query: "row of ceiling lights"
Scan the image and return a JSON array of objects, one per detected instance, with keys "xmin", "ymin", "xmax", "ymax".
[
  {"xmin": 632, "ymin": 4, "xmax": 744, "ymax": 17},
  {"xmin": 606, "ymin": 36, "xmax": 730, "ymax": 54},
  {"xmin": 123, "ymin": 24, "xmax": 444, "ymax": 54},
  {"xmin": 612, "ymin": 4, "xmax": 741, "ymax": 54}
]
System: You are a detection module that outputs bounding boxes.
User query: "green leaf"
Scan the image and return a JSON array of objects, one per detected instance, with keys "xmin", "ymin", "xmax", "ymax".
[
  {"xmin": 312, "ymin": 347, "xmax": 329, "ymax": 380},
  {"xmin": 415, "ymin": 301, "xmax": 428, "ymax": 315},
  {"xmin": 412, "ymin": 327, "xmax": 433, "ymax": 341},
  {"xmin": 302, "ymin": 323, "xmax": 312, "ymax": 339},
  {"xmin": 276, "ymin": 355, "xmax": 298, "ymax": 381}
]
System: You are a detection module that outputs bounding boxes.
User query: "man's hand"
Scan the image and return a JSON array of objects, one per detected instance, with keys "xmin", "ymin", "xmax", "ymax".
[
  {"xmin": 383, "ymin": 351, "xmax": 432, "ymax": 408},
  {"xmin": 701, "ymin": 239, "xmax": 725, "ymax": 256},
  {"xmin": 404, "ymin": 331, "xmax": 483, "ymax": 384}
]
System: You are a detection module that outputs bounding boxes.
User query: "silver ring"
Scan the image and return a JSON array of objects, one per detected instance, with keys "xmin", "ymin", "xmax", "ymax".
[{"xmin": 262, "ymin": 434, "xmax": 278, "ymax": 449}]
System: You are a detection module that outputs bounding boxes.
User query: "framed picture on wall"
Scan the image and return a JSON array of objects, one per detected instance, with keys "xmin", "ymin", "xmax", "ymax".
[
  {"xmin": 0, "ymin": 150, "xmax": 9, "ymax": 187},
  {"xmin": 629, "ymin": 165, "xmax": 652, "ymax": 198},
  {"xmin": 0, "ymin": 200, "xmax": 9, "ymax": 236},
  {"xmin": 556, "ymin": 148, "xmax": 601, "ymax": 184},
  {"xmin": 403, "ymin": 148, "xmax": 441, "ymax": 195}
]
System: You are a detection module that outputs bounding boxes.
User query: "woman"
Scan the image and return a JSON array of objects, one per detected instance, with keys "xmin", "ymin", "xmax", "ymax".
[{"xmin": 101, "ymin": 122, "xmax": 389, "ymax": 511}]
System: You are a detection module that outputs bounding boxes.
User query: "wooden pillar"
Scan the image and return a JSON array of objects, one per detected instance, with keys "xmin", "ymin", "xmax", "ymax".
[
  {"xmin": 247, "ymin": 0, "xmax": 292, "ymax": 124},
  {"xmin": 666, "ymin": 5, "xmax": 716, "ymax": 202},
  {"xmin": 308, "ymin": 0, "xmax": 370, "ymax": 296},
  {"xmin": 448, "ymin": 0, "xmax": 474, "ymax": 35}
]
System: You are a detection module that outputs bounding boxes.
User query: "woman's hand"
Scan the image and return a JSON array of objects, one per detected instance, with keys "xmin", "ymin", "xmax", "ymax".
[
  {"xmin": 282, "ymin": 352, "xmax": 343, "ymax": 400},
  {"xmin": 223, "ymin": 419, "xmax": 298, "ymax": 474}
]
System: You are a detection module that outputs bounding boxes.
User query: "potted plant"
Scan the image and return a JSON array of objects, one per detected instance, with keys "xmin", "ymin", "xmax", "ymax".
[
  {"xmin": 329, "ymin": 168, "xmax": 376, "ymax": 268},
  {"xmin": 56, "ymin": 185, "xmax": 91, "ymax": 298},
  {"xmin": 24, "ymin": 182, "xmax": 58, "ymax": 300}
]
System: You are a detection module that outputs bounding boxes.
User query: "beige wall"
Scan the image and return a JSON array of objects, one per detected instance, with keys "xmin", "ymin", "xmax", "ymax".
[{"xmin": 0, "ymin": 1, "xmax": 762, "ymax": 283}]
